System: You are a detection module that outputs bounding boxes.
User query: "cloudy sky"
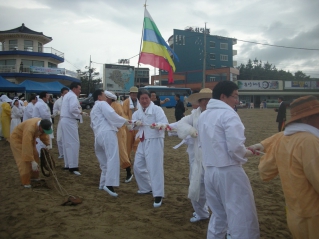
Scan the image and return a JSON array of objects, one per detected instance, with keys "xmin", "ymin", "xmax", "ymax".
[{"xmin": 1, "ymin": 0, "xmax": 318, "ymax": 78}]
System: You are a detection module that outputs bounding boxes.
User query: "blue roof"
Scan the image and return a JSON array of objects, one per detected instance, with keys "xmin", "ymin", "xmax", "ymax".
[
  {"xmin": 0, "ymin": 75, "xmax": 25, "ymax": 92},
  {"xmin": 19, "ymin": 80, "xmax": 68, "ymax": 94}
]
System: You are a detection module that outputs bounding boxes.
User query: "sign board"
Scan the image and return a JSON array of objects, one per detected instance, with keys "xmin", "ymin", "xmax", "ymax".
[
  {"xmin": 284, "ymin": 81, "xmax": 319, "ymax": 90},
  {"xmin": 237, "ymin": 80, "xmax": 281, "ymax": 90},
  {"xmin": 30, "ymin": 66, "xmax": 65, "ymax": 75},
  {"xmin": 103, "ymin": 64, "xmax": 134, "ymax": 93}
]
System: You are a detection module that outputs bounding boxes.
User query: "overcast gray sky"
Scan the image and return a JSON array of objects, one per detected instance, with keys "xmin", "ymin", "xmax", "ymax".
[{"xmin": 1, "ymin": 0, "xmax": 318, "ymax": 78}]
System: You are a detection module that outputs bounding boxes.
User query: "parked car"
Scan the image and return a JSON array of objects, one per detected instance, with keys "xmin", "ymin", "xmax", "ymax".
[
  {"xmin": 237, "ymin": 100, "xmax": 247, "ymax": 108},
  {"xmin": 79, "ymin": 96, "xmax": 94, "ymax": 109}
]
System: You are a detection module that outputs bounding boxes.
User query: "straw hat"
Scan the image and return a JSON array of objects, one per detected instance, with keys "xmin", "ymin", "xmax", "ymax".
[
  {"xmin": 129, "ymin": 86, "xmax": 138, "ymax": 93},
  {"xmin": 286, "ymin": 95, "xmax": 319, "ymax": 126},
  {"xmin": 187, "ymin": 88, "xmax": 212, "ymax": 104}
]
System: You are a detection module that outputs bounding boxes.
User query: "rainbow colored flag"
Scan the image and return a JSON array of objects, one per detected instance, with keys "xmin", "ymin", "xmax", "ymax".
[{"xmin": 139, "ymin": 9, "xmax": 179, "ymax": 83}]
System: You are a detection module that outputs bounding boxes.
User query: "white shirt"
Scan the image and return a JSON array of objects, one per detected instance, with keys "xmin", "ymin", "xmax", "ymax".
[
  {"xmin": 11, "ymin": 105, "xmax": 23, "ymax": 119},
  {"xmin": 60, "ymin": 91, "xmax": 81, "ymax": 119},
  {"xmin": 198, "ymin": 99, "xmax": 247, "ymax": 167},
  {"xmin": 53, "ymin": 96, "xmax": 63, "ymax": 116},
  {"xmin": 132, "ymin": 101, "xmax": 168, "ymax": 139},
  {"xmin": 23, "ymin": 102, "xmax": 35, "ymax": 121},
  {"xmin": 32, "ymin": 98, "xmax": 51, "ymax": 120},
  {"xmin": 90, "ymin": 101, "xmax": 126, "ymax": 135}
]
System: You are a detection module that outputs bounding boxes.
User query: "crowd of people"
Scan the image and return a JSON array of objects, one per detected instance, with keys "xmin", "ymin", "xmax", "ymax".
[{"xmin": 0, "ymin": 80, "xmax": 318, "ymax": 239}]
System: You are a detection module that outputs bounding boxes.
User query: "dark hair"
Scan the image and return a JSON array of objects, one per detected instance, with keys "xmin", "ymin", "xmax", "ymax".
[
  {"xmin": 278, "ymin": 96, "xmax": 284, "ymax": 101},
  {"xmin": 137, "ymin": 89, "xmax": 151, "ymax": 100},
  {"xmin": 39, "ymin": 91, "xmax": 47, "ymax": 99},
  {"xmin": 92, "ymin": 89, "xmax": 104, "ymax": 101},
  {"xmin": 40, "ymin": 119, "xmax": 52, "ymax": 130},
  {"xmin": 60, "ymin": 87, "xmax": 69, "ymax": 93},
  {"xmin": 150, "ymin": 91, "xmax": 156, "ymax": 95},
  {"xmin": 212, "ymin": 81, "xmax": 238, "ymax": 100},
  {"xmin": 70, "ymin": 82, "xmax": 81, "ymax": 90},
  {"xmin": 175, "ymin": 94, "xmax": 180, "ymax": 99},
  {"xmin": 28, "ymin": 94, "xmax": 37, "ymax": 102}
]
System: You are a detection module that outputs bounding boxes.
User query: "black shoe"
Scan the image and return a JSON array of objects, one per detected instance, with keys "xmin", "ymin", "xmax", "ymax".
[{"xmin": 153, "ymin": 197, "xmax": 162, "ymax": 208}]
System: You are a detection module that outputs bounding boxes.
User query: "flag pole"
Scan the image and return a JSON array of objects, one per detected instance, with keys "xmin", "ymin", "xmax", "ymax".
[{"xmin": 138, "ymin": 0, "xmax": 147, "ymax": 69}]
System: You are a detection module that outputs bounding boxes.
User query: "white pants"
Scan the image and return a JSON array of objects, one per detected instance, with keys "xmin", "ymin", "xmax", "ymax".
[
  {"xmin": 187, "ymin": 145, "xmax": 209, "ymax": 219},
  {"xmin": 134, "ymin": 138, "xmax": 164, "ymax": 197},
  {"xmin": 61, "ymin": 118, "xmax": 79, "ymax": 170},
  {"xmin": 94, "ymin": 131, "xmax": 120, "ymax": 187},
  {"xmin": 205, "ymin": 165, "xmax": 260, "ymax": 239},
  {"xmin": 56, "ymin": 118, "xmax": 63, "ymax": 157}
]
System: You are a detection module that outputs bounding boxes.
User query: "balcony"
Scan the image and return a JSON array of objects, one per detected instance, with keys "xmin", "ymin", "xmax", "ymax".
[
  {"xmin": 233, "ymin": 50, "xmax": 237, "ymax": 56},
  {"xmin": 0, "ymin": 44, "xmax": 64, "ymax": 58},
  {"xmin": 0, "ymin": 64, "xmax": 79, "ymax": 79}
]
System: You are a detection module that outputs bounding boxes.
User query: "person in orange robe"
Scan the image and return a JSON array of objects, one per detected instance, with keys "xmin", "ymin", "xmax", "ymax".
[
  {"xmin": 10, "ymin": 118, "xmax": 52, "ymax": 188},
  {"xmin": 122, "ymin": 87, "xmax": 140, "ymax": 162},
  {"xmin": 111, "ymin": 98, "xmax": 133, "ymax": 183},
  {"xmin": 1, "ymin": 96, "xmax": 12, "ymax": 141}
]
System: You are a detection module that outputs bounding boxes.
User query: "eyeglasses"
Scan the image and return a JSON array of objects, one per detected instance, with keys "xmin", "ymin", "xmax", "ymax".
[{"xmin": 229, "ymin": 95, "xmax": 239, "ymax": 100}]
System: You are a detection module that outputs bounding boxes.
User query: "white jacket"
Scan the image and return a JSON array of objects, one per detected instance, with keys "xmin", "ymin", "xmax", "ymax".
[
  {"xmin": 132, "ymin": 101, "xmax": 168, "ymax": 139},
  {"xmin": 198, "ymin": 99, "xmax": 247, "ymax": 167}
]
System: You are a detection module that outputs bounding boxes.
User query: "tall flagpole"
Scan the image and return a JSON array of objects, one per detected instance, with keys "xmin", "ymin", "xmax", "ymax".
[{"xmin": 137, "ymin": 0, "xmax": 147, "ymax": 87}]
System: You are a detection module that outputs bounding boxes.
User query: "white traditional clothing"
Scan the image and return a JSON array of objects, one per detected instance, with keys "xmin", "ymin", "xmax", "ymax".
[
  {"xmin": 90, "ymin": 101, "xmax": 127, "ymax": 188},
  {"xmin": 177, "ymin": 107, "xmax": 209, "ymax": 220},
  {"xmin": 23, "ymin": 102, "xmax": 35, "ymax": 122},
  {"xmin": 32, "ymin": 98, "xmax": 54, "ymax": 149},
  {"xmin": 53, "ymin": 96, "xmax": 64, "ymax": 157},
  {"xmin": 198, "ymin": 99, "xmax": 259, "ymax": 239},
  {"xmin": 10, "ymin": 105, "xmax": 23, "ymax": 134},
  {"xmin": 132, "ymin": 102, "xmax": 168, "ymax": 198},
  {"xmin": 60, "ymin": 91, "xmax": 82, "ymax": 172}
]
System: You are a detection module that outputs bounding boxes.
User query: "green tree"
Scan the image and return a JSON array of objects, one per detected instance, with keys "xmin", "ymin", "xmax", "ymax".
[{"xmin": 78, "ymin": 68, "xmax": 101, "ymax": 95}]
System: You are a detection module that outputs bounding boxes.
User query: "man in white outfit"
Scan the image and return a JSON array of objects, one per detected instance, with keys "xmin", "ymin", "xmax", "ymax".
[
  {"xmin": 90, "ymin": 89, "xmax": 129, "ymax": 197},
  {"xmin": 60, "ymin": 82, "xmax": 82, "ymax": 176},
  {"xmin": 198, "ymin": 81, "xmax": 260, "ymax": 239},
  {"xmin": 52, "ymin": 87, "xmax": 69, "ymax": 159},
  {"xmin": 177, "ymin": 88, "xmax": 211, "ymax": 223},
  {"xmin": 132, "ymin": 89, "xmax": 168, "ymax": 208},
  {"xmin": 23, "ymin": 94, "xmax": 37, "ymax": 122},
  {"xmin": 32, "ymin": 91, "xmax": 54, "ymax": 151}
]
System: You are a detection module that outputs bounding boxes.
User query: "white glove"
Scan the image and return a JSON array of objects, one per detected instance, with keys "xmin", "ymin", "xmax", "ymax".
[
  {"xmin": 127, "ymin": 124, "xmax": 134, "ymax": 131},
  {"xmin": 31, "ymin": 161, "xmax": 39, "ymax": 172},
  {"xmin": 244, "ymin": 149, "xmax": 255, "ymax": 157},
  {"xmin": 248, "ymin": 143, "xmax": 264, "ymax": 152},
  {"xmin": 124, "ymin": 120, "xmax": 132, "ymax": 126},
  {"xmin": 46, "ymin": 145, "xmax": 51, "ymax": 150},
  {"xmin": 57, "ymin": 110, "xmax": 60, "ymax": 115},
  {"xmin": 190, "ymin": 127, "xmax": 198, "ymax": 138},
  {"xmin": 150, "ymin": 123, "xmax": 156, "ymax": 129},
  {"xmin": 51, "ymin": 114, "xmax": 55, "ymax": 118},
  {"xmin": 155, "ymin": 123, "xmax": 167, "ymax": 130},
  {"xmin": 135, "ymin": 120, "xmax": 143, "ymax": 127}
]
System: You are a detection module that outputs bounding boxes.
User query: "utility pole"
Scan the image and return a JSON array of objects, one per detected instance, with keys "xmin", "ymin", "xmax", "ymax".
[
  {"xmin": 88, "ymin": 55, "xmax": 92, "ymax": 95},
  {"xmin": 202, "ymin": 23, "xmax": 206, "ymax": 88},
  {"xmin": 159, "ymin": 69, "xmax": 161, "ymax": 86}
]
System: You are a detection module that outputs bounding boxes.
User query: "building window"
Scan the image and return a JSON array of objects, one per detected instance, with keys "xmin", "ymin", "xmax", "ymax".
[
  {"xmin": 9, "ymin": 40, "xmax": 18, "ymax": 50},
  {"xmin": 38, "ymin": 42, "xmax": 43, "ymax": 52},
  {"xmin": 21, "ymin": 59, "xmax": 44, "ymax": 67},
  {"xmin": 175, "ymin": 35, "xmax": 178, "ymax": 44},
  {"xmin": 210, "ymin": 53, "xmax": 216, "ymax": 60},
  {"xmin": 210, "ymin": 41, "xmax": 215, "ymax": 48},
  {"xmin": 48, "ymin": 62, "xmax": 57, "ymax": 68},
  {"xmin": 0, "ymin": 59, "xmax": 16, "ymax": 66},
  {"xmin": 107, "ymin": 83, "xmax": 113, "ymax": 88},
  {"xmin": 220, "ymin": 55, "xmax": 228, "ymax": 61},
  {"xmin": 24, "ymin": 40, "xmax": 33, "ymax": 51},
  {"xmin": 183, "ymin": 36, "xmax": 185, "ymax": 45},
  {"xmin": 209, "ymin": 77, "xmax": 216, "ymax": 82},
  {"xmin": 220, "ymin": 43, "xmax": 228, "ymax": 50},
  {"xmin": 210, "ymin": 64, "xmax": 215, "ymax": 69}
]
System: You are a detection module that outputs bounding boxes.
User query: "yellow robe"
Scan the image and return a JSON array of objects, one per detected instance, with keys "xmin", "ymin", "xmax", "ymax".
[
  {"xmin": 122, "ymin": 98, "xmax": 139, "ymax": 160},
  {"xmin": 10, "ymin": 118, "xmax": 50, "ymax": 185},
  {"xmin": 111, "ymin": 101, "xmax": 131, "ymax": 169},
  {"xmin": 1, "ymin": 102, "xmax": 11, "ymax": 140},
  {"xmin": 259, "ymin": 131, "xmax": 319, "ymax": 239}
]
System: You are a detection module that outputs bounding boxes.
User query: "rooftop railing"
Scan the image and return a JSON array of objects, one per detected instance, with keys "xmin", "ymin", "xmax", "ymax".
[{"xmin": 0, "ymin": 44, "xmax": 64, "ymax": 58}]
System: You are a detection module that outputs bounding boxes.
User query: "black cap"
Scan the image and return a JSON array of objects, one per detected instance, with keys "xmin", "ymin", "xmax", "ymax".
[{"xmin": 40, "ymin": 119, "xmax": 52, "ymax": 134}]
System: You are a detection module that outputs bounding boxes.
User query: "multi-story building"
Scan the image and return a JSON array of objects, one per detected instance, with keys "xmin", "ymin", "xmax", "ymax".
[
  {"xmin": 151, "ymin": 27, "xmax": 239, "ymax": 91},
  {"xmin": 0, "ymin": 23, "xmax": 80, "ymax": 87},
  {"xmin": 135, "ymin": 67, "xmax": 149, "ymax": 87}
]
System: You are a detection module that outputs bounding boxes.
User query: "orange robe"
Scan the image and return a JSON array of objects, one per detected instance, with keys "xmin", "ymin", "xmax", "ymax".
[
  {"xmin": 10, "ymin": 118, "xmax": 50, "ymax": 185},
  {"xmin": 122, "ymin": 98, "xmax": 139, "ymax": 161},
  {"xmin": 1, "ymin": 102, "xmax": 11, "ymax": 140},
  {"xmin": 111, "ymin": 101, "xmax": 131, "ymax": 169}
]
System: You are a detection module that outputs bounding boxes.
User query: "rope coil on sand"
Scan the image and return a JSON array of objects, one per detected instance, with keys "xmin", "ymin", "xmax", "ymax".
[{"xmin": 40, "ymin": 148, "xmax": 82, "ymax": 206}]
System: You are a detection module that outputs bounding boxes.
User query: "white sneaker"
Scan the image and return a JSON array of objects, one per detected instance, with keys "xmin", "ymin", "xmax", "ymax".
[
  {"xmin": 137, "ymin": 190, "xmax": 152, "ymax": 194},
  {"xmin": 190, "ymin": 215, "xmax": 208, "ymax": 223},
  {"xmin": 103, "ymin": 186, "xmax": 118, "ymax": 197},
  {"xmin": 24, "ymin": 185, "xmax": 31, "ymax": 188},
  {"xmin": 125, "ymin": 174, "xmax": 134, "ymax": 183},
  {"xmin": 153, "ymin": 197, "xmax": 162, "ymax": 208},
  {"xmin": 58, "ymin": 155, "xmax": 64, "ymax": 159},
  {"xmin": 73, "ymin": 171, "xmax": 81, "ymax": 176}
]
